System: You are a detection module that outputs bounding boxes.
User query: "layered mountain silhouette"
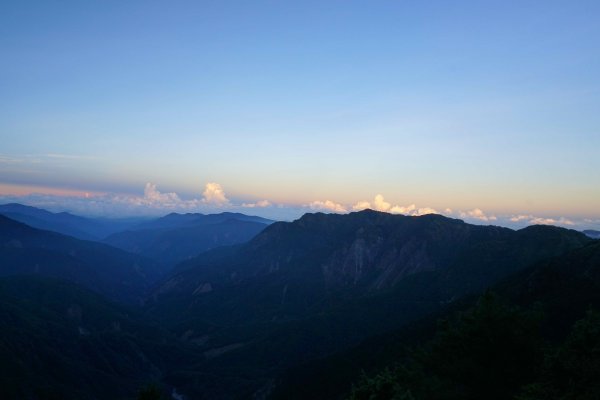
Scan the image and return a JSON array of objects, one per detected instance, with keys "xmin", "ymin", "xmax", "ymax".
[
  {"xmin": 152, "ymin": 210, "xmax": 588, "ymax": 320},
  {"xmin": 0, "ymin": 214, "xmax": 161, "ymax": 303},
  {"xmin": 103, "ymin": 212, "xmax": 273, "ymax": 267},
  {"xmin": 1, "ymin": 207, "xmax": 596, "ymax": 400},
  {"xmin": 133, "ymin": 212, "xmax": 273, "ymax": 230},
  {"xmin": 583, "ymin": 229, "xmax": 600, "ymax": 239},
  {"xmin": 0, "ymin": 203, "xmax": 143, "ymax": 240},
  {"xmin": 146, "ymin": 210, "xmax": 590, "ymax": 398}
]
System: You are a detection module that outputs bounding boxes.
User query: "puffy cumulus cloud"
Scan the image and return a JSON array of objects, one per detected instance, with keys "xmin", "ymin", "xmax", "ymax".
[
  {"xmin": 510, "ymin": 214, "xmax": 532, "ymax": 222},
  {"xmin": 352, "ymin": 201, "xmax": 372, "ymax": 211},
  {"xmin": 308, "ymin": 200, "xmax": 347, "ymax": 213},
  {"xmin": 390, "ymin": 204, "xmax": 416, "ymax": 214},
  {"xmin": 531, "ymin": 217, "xmax": 574, "ymax": 226},
  {"xmin": 353, "ymin": 195, "xmax": 437, "ymax": 216},
  {"xmin": 0, "ymin": 181, "xmax": 274, "ymax": 217},
  {"xmin": 242, "ymin": 199, "xmax": 271, "ymax": 208},
  {"xmin": 459, "ymin": 208, "xmax": 497, "ymax": 222},
  {"xmin": 390, "ymin": 205, "xmax": 438, "ymax": 216},
  {"xmin": 143, "ymin": 183, "xmax": 181, "ymax": 205},
  {"xmin": 352, "ymin": 195, "xmax": 393, "ymax": 212},
  {"xmin": 510, "ymin": 214, "xmax": 574, "ymax": 226},
  {"xmin": 373, "ymin": 194, "xmax": 391, "ymax": 212},
  {"xmin": 413, "ymin": 207, "xmax": 438, "ymax": 216},
  {"xmin": 201, "ymin": 182, "xmax": 230, "ymax": 206},
  {"xmin": 109, "ymin": 182, "xmax": 200, "ymax": 211}
]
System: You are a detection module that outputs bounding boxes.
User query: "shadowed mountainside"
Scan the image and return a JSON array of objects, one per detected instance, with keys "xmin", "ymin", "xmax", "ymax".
[
  {"xmin": 0, "ymin": 203, "xmax": 144, "ymax": 240},
  {"xmin": 0, "ymin": 276, "xmax": 201, "ymax": 400},
  {"xmin": 272, "ymin": 240, "xmax": 600, "ymax": 399},
  {"xmin": 146, "ymin": 210, "xmax": 589, "ymax": 398},
  {"xmin": 0, "ymin": 215, "xmax": 162, "ymax": 304},
  {"xmin": 103, "ymin": 212, "xmax": 273, "ymax": 267}
]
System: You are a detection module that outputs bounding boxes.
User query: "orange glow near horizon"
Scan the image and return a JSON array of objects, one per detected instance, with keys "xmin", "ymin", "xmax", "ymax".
[{"xmin": 0, "ymin": 183, "xmax": 105, "ymax": 198}]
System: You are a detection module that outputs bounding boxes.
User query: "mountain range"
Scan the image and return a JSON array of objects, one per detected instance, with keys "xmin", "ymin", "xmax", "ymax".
[
  {"xmin": 0, "ymin": 205, "xmax": 598, "ymax": 399},
  {"xmin": 0, "ymin": 214, "xmax": 161, "ymax": 304},
  {"xmin": 146, "ymin": 210, "xmax": 591, "ymax": 398},
  {"xmin": 0, "ymin": 203, "xmax": 145, "ymax": 240},
  {"xmin": 103, "ymin": 212, "xmax": 273, "ymax": 267}
]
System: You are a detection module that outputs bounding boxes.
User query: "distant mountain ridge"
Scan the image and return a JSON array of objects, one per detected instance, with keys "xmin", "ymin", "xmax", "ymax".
[
  {"xmin": 0, "ymin": 214, "xmax": 161, "ymax": 303},
  {"xmin": 0, "ymin": 203, "xmax": 144, "ymax": 240},
  {"xmin": 583, "ymin": 229, "xmax": 600, "ymax": 239},
  {"xmin": 132, "ymin": 211, "xmax": 273, "ymax": 231},
  {"xmin": 104, "ymin": 212, "xmax": 274, "ymax": 267}
]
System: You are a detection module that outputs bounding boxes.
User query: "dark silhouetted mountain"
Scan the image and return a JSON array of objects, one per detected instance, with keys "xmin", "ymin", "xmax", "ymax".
[
  {"xmin": 132, "ymin": 212, "xmax": 273, "ymax": 231},
  {"xmin": 583, "ymin": 229, "xmax": 600, "ymax": 239},
  {"xmin": 103, "ymin": 212, "xmax": 273, "ymax": 267},
  {"xmin": 0, "ymin": 275, "xmax": 201, "ymax": 400},
  {"xmin": 272, "ymin": 240, "xmax": 600, "ymax": 400},
  {"xmin": 0, "ymin": 203, "xmax": 145, "ymax": 240},
  {"xmin": 1, "ymin": 209, "xmax": 594, "ymax": 400},
  {"xmin": 145, "ymin": 210, "xmax": 589, "ymax": 399},
  {"xmin": 500, "ymin": 239, "xmax": 600, "ymax": 336},
  {"xmin": 0, "ymin": 215, "xmax": 161, "ymax": 304},
  {"xmin": 153, "ymin": 211, "xmax": 588, "ymax": 322}
]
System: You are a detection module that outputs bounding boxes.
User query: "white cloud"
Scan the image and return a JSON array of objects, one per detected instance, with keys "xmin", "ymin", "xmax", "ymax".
[
  {"xmin": 143, "ymin": 183, "xmax": 181, "ymax": 205},
  {"xmin": 201, "ymin": 182, "xmax": 230, "ymax": 206},
  {"xmin": 352, "ymin": 194, "xmax": 393, "ymax": 212},
  {"xmin": 0, "ymin": 181, "xmax": 258, "ymax": 216},
  {"xmin": 391, "ymin": 205, "xmax": 437, "ymax": 216},
  {"xmin": 352, "ymin": 200, "xmax": 372, "ymax": 211},
  {"xmin": 509, "ymin": 214, "xmax": 575, "ymax": 226},
  {"xmin": 308, "ymin": 200, "xmax": 347, "ymax": 213},
  {"xmin": 1, "ymin": 185, "xmax": 595, "ymax": 229},
  {"xmin": 373, "ymin": 194, "xmax": 391, "ymax": 212},
  {"xmin": 459, "ymin": 208, "xmax": 497, "ymax": 222},
  {"xmin": 510, "ymin": 214, "xmax": 532, "ymax": 222},
  {"xmin": 390, "ymin": 204, "xmax": 416, "ymax": 214},
  {"xmin": 353, "ymin": 195, "xmax": 437, "ymax": 216},
  {"xmin": 530, "ymin": 217, "xmax": 574, "ymax": 226},
  {"xmin": 413, "ymin": 207, "xmax": 438, "ymax": 216},
  {"xmin": 242, "ymin": 199, "xmax": 271, "ymax": 208}
]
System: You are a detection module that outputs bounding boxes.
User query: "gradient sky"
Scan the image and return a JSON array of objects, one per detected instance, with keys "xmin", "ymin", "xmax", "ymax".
[{"xmin": 1, "ymin": 1, "xmax": 599, "ymax": 227}]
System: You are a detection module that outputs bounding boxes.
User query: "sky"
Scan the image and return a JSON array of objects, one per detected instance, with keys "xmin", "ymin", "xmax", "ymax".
[{"xmin": 1, "ymin": 1, "xmax": 599, "ymax": 228}]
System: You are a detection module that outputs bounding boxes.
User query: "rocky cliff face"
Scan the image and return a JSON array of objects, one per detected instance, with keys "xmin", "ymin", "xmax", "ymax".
[
  {"xmin": 242, "ymin": 210, "xmax": 512, "ymax": 291},
  {"xmin": 151, "ymin": 210, "xmax": 589, "ymax": 320}
]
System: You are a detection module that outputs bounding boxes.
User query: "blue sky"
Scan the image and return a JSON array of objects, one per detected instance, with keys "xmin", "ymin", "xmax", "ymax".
[{"xmin": 1, "ymin": 1, "xmax": 599, "ymax": 227}]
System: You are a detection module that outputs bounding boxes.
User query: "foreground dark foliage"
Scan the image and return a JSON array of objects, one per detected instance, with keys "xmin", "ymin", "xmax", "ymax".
[{"xmin": 349, "ymin": 295, "xmax": 600, "ymax": 400}]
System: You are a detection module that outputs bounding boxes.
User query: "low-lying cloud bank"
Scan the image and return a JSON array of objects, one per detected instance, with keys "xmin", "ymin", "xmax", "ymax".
[
  {"xmin": 0, "ymin": 183, "xmax": 597, "ymax": 230},
  {"xmin": 307, "ymin": 194, "xmax": 438, "ymax": 216},
  {"xmin": 0, "ymin": 182, "xmax": 245, "ymax": 217},
  {"xmin": 306, "ymin": 193, "xmax": 596, "ymax": 230}
]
